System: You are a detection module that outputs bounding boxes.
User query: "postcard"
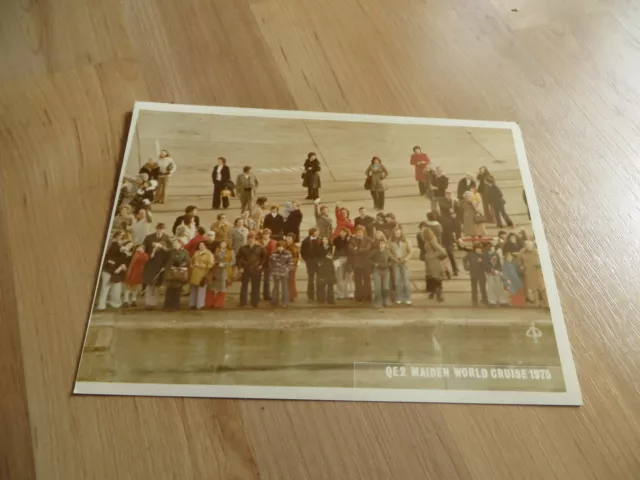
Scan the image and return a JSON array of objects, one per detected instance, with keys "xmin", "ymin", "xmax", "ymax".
[{"xmin": 74, "ymin": 102, "xmax": 581, "ymax": 405}]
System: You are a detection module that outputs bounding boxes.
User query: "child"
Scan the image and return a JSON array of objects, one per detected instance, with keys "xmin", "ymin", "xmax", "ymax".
[
  {"xmin": 123, "ymin": 244, "xmax": 148, "ymax": 307},
  {"xmin": 316, "ymin": 236, "xmax": 337, "ymax": 304},
  {"xmin": 269, "ymin": 240, "xmax": 294, "ymax": 307}
]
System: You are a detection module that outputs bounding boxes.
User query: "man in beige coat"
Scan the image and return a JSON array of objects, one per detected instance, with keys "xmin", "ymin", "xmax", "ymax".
[{"xmin": 236, "ymin": 166, "xmax": 260, "ymax": 211}]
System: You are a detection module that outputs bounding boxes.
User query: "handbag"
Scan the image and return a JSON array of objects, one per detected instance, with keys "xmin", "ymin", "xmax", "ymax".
[
  {"xmin": 221, "ymin": 188, "xmax": 232, "ymax": 197},
  {"xmin": 166, "ymin": 266, "xmax": 188, "ymax": 283},
  {"xmin": 364, "ymin": 177, "xmax": 372, "ymax": 190},
  {"xmin": 474, "ymin": 214, "xmax": 486, "ymax": 224}
]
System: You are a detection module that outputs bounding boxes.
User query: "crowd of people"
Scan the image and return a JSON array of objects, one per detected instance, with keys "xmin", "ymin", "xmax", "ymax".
[{"xmin": 97, "ymin": 146, "xmax": 544, "ymax": 312}]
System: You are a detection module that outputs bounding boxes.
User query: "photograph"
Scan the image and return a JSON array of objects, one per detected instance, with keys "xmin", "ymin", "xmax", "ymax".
[{"xmin": 74, "ymin": 103, "xmax": 581, "ymax": 405}]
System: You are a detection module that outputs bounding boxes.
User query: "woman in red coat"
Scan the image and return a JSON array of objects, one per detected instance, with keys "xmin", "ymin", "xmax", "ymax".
[
  {"xmin": 332, "ymin": 201, "xmax": 354, "ymax": 239},
  {"xmin": 123, "ymin": 245, "xmax": 149, "ymax": 307},
  {"xmin": 410, "ymin": 145, "xmax": 430, "ymax": 195}
]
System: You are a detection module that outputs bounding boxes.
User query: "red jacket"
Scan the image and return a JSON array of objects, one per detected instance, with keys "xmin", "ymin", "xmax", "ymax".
[
  {"xmin": 333, "ymin": 206, "xmax": 354, "ymax": 239},
  {"xmin": 410, "ymin": 153, "xmax": 430, "ymax": 181},
  {"xmin": 185, "ymin": 234, "xmax": 206, "ymax": 257},
  {"xmin": 261, "ymin": 238, "xmax": 277, "ymax": 256},
  {"xmin": 125, "ymin": 251, "xmax": 149, "ymax": 286}
]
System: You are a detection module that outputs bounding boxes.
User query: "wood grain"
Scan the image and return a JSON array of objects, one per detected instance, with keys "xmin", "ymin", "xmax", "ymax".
[{"xmin": 1, "ymin": 0, "xmax": 640, "ymax": 478}]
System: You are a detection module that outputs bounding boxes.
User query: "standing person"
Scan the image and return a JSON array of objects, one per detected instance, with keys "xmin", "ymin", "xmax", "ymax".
[
  {"xmin": 485, "ymin": 176, "xmax": 514, "ymax": 228},
  {"xmin": 365, "ymin": 157, "xmax": 389, "ymax": 211},
  {"xmin": 476, "ymin": 167, "xmax": 495, "ymax": 223},
  {"xmin": 349, "ymin": 226, "xmax": 373, "ymax": 302},
  {"xmin": 188, "ymin": 242, "xmax": 214, "ymax": 310},
  {"xmin": 421, "ymin": 227, "xmax": 447, "ymax": 302},
  {"xmin": 372, "ymin": 230, "xmax": 388, "ymax": 249},
  {"xmin": 131, "ymin": 176, "xmax": 157, "ymax": 211},
  {"xmin": 211, "ymin": 157, "xmax": 231, "ymax": 210},
  {"xmin": 155, "ymin": 149, "xmax": 176, "ymax": 204},
  {"xmin": 175, "ymin": 225, "xmax": 191, "ymax": 247},
  {"xmin": 503, "ymin": 232, "xmax": 522, "ymax": 256},
  {"xmin": 382, "ymin": 213, "xmax": 398, "ymax": 241},
  {"xmin": 123, "ymin": 244, "xmax": 148, "ymax": 307},
  {"xmin": 112, "ymin": 204, "xmax": 134, "ymax": 232},
  {"xmin": 410, "ymin": 146, "xmax": 430, "ymax": 195},
  {"xmin": 457, "ymin": 173, "xmax": 476, "ymax": 200},
  {"xmin": 252, "ymin": 197, "xmax": 269, "ymax": 231},
  {"xmin": 207, "ymin": 241, "xmax": 235, "ymax": 309},
  {"xmin": 354, "ymin": 206, "xmax": 375, "ymax": 238},
  {"xmin": 211, "ymin": 213, "xmax": 230, "ymax": 244},
  {"xmin": 241, "ymin": 209, "xmax": 257, "ymax": 232},
  {"xmin": 333, "ymin": 228, "xmax": 353, "ymax": 300},
  {"xmin": 141, "ymin": 224, "xmax": 172, "ymax": 308},
  {"xmin": 389, "ymin": 228, "xmax": 413, "ymax": 305},
  {"xmin": 430, "ymin": 166, "xmax": 449, "ymax": 213},
  {"xmin": 461, "ymin": 191, "xmax": 486, "ymax": 237},
  {"xmin": 230, "ymin": 218, "xmax": 249, "ymax": 255},
  {"xmin": 333, "ymin": 201, "xmax": 354, "ymax": 239},
  {"xmin": 485, "ymin": 246, "xmax": 506, "ymax": 307},
  {"xmin": 368, "ymin": 239, "xmax": 392, "ymax": 309},
  {"xmin": 131, "ymin": 208, "xmax": 153, "ymax": 246},
  {"xmin": 269, "ymin": 240, "xmax": 294, "ymax": 307},
  {"xmin": 316, "ymin": 236, "xmax": 337, "ymax": 304},
  {"xmin": 373, "ymin": 212, "xmax": 387, "ymax": 236},
  {"xmin": 518, "ymin": 241, "xmax": 546, "ymax": 307},
  {"xmin": 425, "ymin": 212, "xmax": 443, "ymax": 244},
  {"xmin": 283, "ymin": 201, "xmax": 303, "ymax": 242},
  {"xmin": 284, "ymin": 233, "xmax": 300, "ymax": 302},
  {"xmin": 303, "ymin": 152, "xmax": 322, "ymax": 200},
  {"xmin": 438, "ymin": 190, "xmax": 459, "ymax": 220},
  {"xmin": 313, "ymin": 200, "xmax": 333, "ymax": 239},
  {"xmin": 300, "ymin": 228, "xmax": 321, "ymax": 302},
  {"xmin": 263, "ymin": 204, "xmax": 285, "ymax": 239},
  {"xmin": 463, "ymin": 243, "xmax": 489, "ymax": 306},
  {"xmin": 139, "ymin": 158, "xmax": 160, "ymax": 181},
  {"xmin": 258, "ymin": 229, "xmax": 277, "ymax": 301},
  {"xmin": 163, "ymin": 240, "xmax": 189, "ymax": 311},
  {"xmin": 97, "ymin": 241, "xmax": 133, "ymax": 310},
  {"xmin": 502, "ymin": 251, "xmax": 526, "ymax": 307},
  {"xmin": 439, "ymin": 211, "xmax": 459, "ymax": 276},
  {"xmin": 172, "ymin": 206, "xmax": 200, "ymax": 235},
  {"xmin": 203, "ymin": 231, "xmax": 220, "ymax": 256},
  {"xmin": 236, "ymin": 233, "xmax": 266, "ymax": 308},
  {"xmin": 236, "ymin": 166, "xmax": 259, "ymax": 212},
  {"xmin": 185, "ymin": 227, "xmax": 208, "ymax": 257}
]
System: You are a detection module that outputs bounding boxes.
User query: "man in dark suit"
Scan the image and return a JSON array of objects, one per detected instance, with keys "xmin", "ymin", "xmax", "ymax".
[
  {"xmin": 300, "ymin": 227, "xmax": 322, "ymax": 301},
  {"xmin": 354, "ymin": 206, "xmax": 375, "ymax": 238},
  {"xmin": 486, "ymin": 177, "xmax": 514, "ymax": 228},
  {"xmin": 439, "ymin": 213, "xmax": 459, "ymax": 276},
  {"xmin": 141, "ymin": 223, "xmax": 172, "ymax": 308},
  {"xmin": 463, "ymin": 243, "xmax": 488, "ymax": 306},
  {"xmin": 438, "ymin": 190, "xmax": 462, "ymax": 235},
  {"xmin": 457, "ymin": 174, "xmax": 476, "ymax": 200},
  {"xmin": 431, "ymin": 166, "xmax": 449, "ymax": 212},
  {"xmin": 172, "ymin": 205, "xmax": 201, "ymax": 235}
]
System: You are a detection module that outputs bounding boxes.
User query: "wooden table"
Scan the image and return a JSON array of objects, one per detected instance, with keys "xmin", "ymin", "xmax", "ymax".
[{"xmin": 1, "ymin": 1, "xmax": 639, "ymax": 478}]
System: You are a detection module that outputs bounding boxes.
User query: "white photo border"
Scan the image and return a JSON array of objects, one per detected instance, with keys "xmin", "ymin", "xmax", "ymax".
[{"xmin": 74, "ymin": 102, "xmax": 582, "ymax": 406}]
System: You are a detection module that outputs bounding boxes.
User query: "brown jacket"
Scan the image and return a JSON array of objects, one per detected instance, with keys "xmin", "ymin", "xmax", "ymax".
[
  {"xmin": 189, "ymin": 249, "xmax": 214, "ymax": 285},
  {"xmin": 211, "ymin": 221, "xmax": 230, "ymax": 244}
]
